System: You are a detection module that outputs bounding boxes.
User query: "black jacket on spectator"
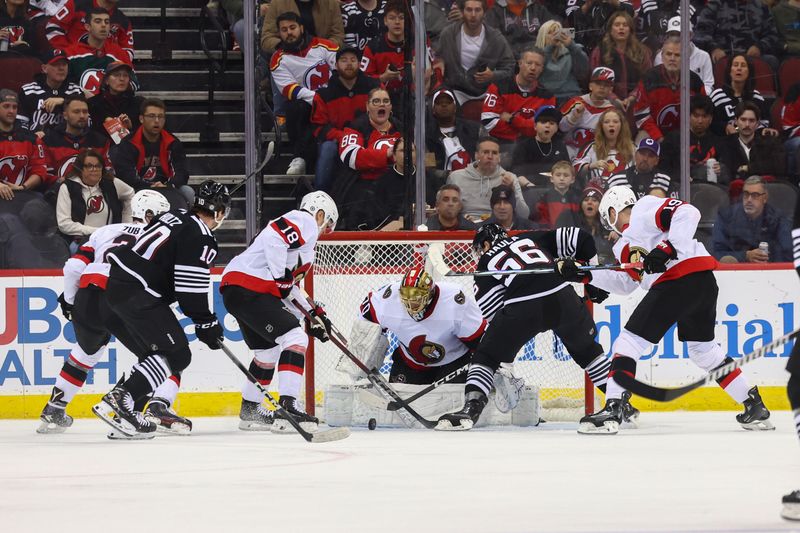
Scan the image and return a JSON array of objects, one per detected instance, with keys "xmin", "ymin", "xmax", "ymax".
[
  {"xmin": 607, "ymin": 167, "xmax": 677, "ymax": 198},
  {"xmin": 88, "ymin": 88, "xmax": 143, "ymax": 140},
  {"xmin": 510, "ymin": 136, "xmax": 570, "ymax": 187},
  {"xmin": 17, "ymin": 74, "xmax": 84, "ymax": 133},
  {"xmin": 719, "ymin": 132, "xmax": 787, "ymax": 184},
  {"xmin": 425, "ymin": 114, "xmax": 480, "ymax": 175},
  {"xmin": 425, "ymin": 213, "xmax": 477, "ymax": 230},
  {"xmin": 0, "ymin": 8, "xmax": 37, "ymax": 56},
  {"xmin": 110, "ymin": 126, "xmax": 189, "ymax": 190},
  {"xmin": 660, "ymin": 127, "xmax": 727, "ymax": 182}
]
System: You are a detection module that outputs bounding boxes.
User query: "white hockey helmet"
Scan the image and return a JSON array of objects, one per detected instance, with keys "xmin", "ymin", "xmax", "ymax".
[
  {"xmin": 599, "ymin": 186, "xmax": 637, "ymax": 231},
  {"xmin": 131, "ymin": 189, "xmax": 170, "ymax": 221},
  {"xmin": 300, "ymin": 191, "xmax": 338, "ymax": 233}
]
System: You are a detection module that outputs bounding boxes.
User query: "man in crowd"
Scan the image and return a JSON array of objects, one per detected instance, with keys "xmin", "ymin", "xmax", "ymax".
[
  {"xmin": 607, "ymin": 138, "xmax": 675, "ymax": 199},
  {"xmin": 712, "ymin": 176, "xmax": 792, "ymax": 263},
  {"xmin": 17, "ymin": 48, "xmax": 84, "ymax": 136},
  {"xmin": 0, "ymin": 89, "xmax": 47, "ymax": 198},
  {"xmin": 559, "ymin": 67, "xmax": 619, "ymax": 159},
  {"xmin": 660, "ymin": 95, "xmax": 727, "ymax": 182},
  {"xmin": 47, "ymin": 0, "xmax": 134, "ymax": 62},
  {"xmin": 425, "ymin": 88, "xmax": 480, "ymax": 183},
  {"xmin": 482, "ymin": 184, "xmax": 535, "ymax": 230},
  {"xmin": 425, "ymin": 184, "xmax": 477, "ymax": 230}
]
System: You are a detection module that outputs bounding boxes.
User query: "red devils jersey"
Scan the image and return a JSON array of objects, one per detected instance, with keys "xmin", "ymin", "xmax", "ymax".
[
  {"xmin": 270, "ymin": 37, "xmax": 338, "ymax": 105},
  {"xmin": 781, "ymin": 98, "xmax": 800, "ymax": 139},
  {"xmin": 42, "ymin": 125, "xmax": 111, "ymax": 185},
  {"xmin": 339, "ymin": 115, "xmax": 401, "ymax": 181},
  {"xmin": 482, "ymin": 80, "xmax": 555, "ymax": 141},
  {"xmin": 634, "ymin": 66, "xmax": 706, "ymax": 138},
  {"xmin": 46, "ymin": 0, "xmax": 134, "ymax": 62},
  {"xmin": 559, "ymin": 94, "xmax": 618, "ymax": 155},
  {"xmin": 360, "ymin": 35, "xmax": 438, "ymax": 93},
  {"xmin": 310, "ymin": 72, "xmax": 381, "ymax": 141},
  {"xmin": 65, "ymin": 40, "xmax": 132, "ymax": 95},
  {"xmin": 0, "ymin": 129, "xmax": 47, "ymax": 186}
]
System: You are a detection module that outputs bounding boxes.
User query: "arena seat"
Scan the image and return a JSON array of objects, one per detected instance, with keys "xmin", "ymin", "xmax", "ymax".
[
  {"xmin": 460, "ymin": 99, "xmax": 482, "ymax": 122},
  {"xmin": 779, "ymin": 57, "xmax": 800, "ymax": 97},
  {"xmin": 690, "ymin": 182, "xmax": 730, "ymax": 230},
  {"xmin": 0, "ymin": 54, "xmax": 43, "ymax": 93},
  {"xmin": 764, "ymin": 180, "xmax": 798, "ymax": 221},
  {"xmin": 771, "ymin": 97, "xmax": 784, "ymax": 130},
  {"xmin": 712, "ymin": 56, "xmax": 776, "ymax": 98}
]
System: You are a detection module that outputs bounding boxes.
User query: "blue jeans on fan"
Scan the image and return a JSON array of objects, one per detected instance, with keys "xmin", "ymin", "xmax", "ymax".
[{"xmin": 314, "ymin": 140, "xmax": 339, "ymax": 192}]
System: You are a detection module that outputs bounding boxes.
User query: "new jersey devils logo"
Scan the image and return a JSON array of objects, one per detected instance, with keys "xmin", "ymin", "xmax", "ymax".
[
  {"xmin": 572, "ymin": 128, "xmax": 594, "ymax": 148},
  {"xmin": 4, "ymin": 25, "xmax": 25, "ymax": 44},
  {"xmin": 304, "ymin": 62, "xmax": 331, "ymax": 91},
  {"xmin": 373, "ymin": 137, "xmax": 397, "ymax": 151},
  {"xmin": 79, "ymin": 69, "xmax": 104, "ymax": 95},
  {"xmin": 57, "ymin": 155, "xmax": 78, "ymax": 179},
  {"xmin": 86, "ymin": 195, "xmax": 105, "ymax": 215},
  {"xmin": 446, "ymin": 149, "xmax": 470, "ymax": 170},
  {"xmin": 406, "ymin": 335, "xmax": 446, "ymax": 365},
  {"xmin": 0, "ymin": 156, "xmax": 28, "ymax": 185},
  {"xmin": 657, "ymin": 104, "xmax": 680, "ymax": 131}
]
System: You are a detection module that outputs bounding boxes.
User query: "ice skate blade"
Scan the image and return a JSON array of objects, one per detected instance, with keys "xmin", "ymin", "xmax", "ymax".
[
  {"xmin": 271, "ymin": 419, "xmax": 318, "ymax": 434},
  {"xmin": 36, "ymin": 420, "xmax": 69, "ymax": 434},
  {"xmin": 107, "ymin": 430, "xmax": 155, "ymax": 440},
  {"xmin": 620, "ymin": 418, "xmax": 639, "ymax": 430},
  {"xmin": 238, "ymin": 419, "xmax": 274, "ymax": 431},
  {"xmin": 577, "ymin": 420, "xmax": 619, "ymax": 435},
  {"xmin": 92, "ymin": 401, "xmax": 136, "ymax": 437},
  {"xmin": 782, "ymin": 503, "xmax": 800, "ymax": 521},
  {"xmin": 434, "ymin": 419, "xmax": 474, "ymax": 431},
  {"xmin": 739, "ymin": 419, "xmax": 775, "ymax": 431}
]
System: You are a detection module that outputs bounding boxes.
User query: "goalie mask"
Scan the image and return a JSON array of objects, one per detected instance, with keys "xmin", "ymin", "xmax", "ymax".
[{"xmin": 399, "ymin": 268, "xmax": 435, "ymax": 320}]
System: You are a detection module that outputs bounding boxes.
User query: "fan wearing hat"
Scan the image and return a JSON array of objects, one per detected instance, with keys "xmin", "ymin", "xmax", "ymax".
[
  {"xmin": 425, "ymin": 88, "xmax": 480, "ymax": 181},
  {"xmin": 510, "ymin": 105, "xmax": 569, "ymax": 187},
  {"xmin": 607, "ymin": 137, "xmax": 675, "ymax": 199},
  {"xmin": 483, "ymin": 184, "xmax": 535, "ymax": 230},
  {"xmin": 87, "ymin": 60, "xmax": 143, "ymax": 142},
  {"xmin": 311, "ymin": 45, "xmax": 380, "ymax": 191},
  {"xmin": 653, "ymin": 16, "xmax": 714, "ymax": 94},
  {"xmin": 0, "ymin": 88, "xmax": 47, "ymax": 198},
  {"xmin": 17, "ymin": 49, "xmax": 84, "ymax": 135},
  {"xmin": 555, "ymin": 180, "xmax": 616, "ymax": 264},
  {"xmin": 559, "ymin": 66, "xmax": 621, "ymax": 160}
]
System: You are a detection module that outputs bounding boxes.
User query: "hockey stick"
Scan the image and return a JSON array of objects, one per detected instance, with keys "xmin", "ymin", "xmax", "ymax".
[
  {"xmin": 218, "ymin": 341, "xmax": 351, "ymax": 442},
  {"xmin": 290, "ymin": 296, "xmax": 439, "ymax": 429},
  {"xmin": 357, "ymin": 363, "xmax": 469, "ymax": 411},
  {"xmin": 613, "ymin": 327, "xmax": 800, "ymax": 402},
  {"xmin": 442, "ymin": 262, "xmax": 643, "ymax": 278}
]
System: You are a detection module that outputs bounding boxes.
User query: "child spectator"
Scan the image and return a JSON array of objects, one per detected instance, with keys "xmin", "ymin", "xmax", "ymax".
[
  {"xmin": 573, "ymin": 107, "xmax": 635, "ymax": 184},
  {"xmin": 534, "ymin": 160, "xmax": 581, "ymax": 228},
  {"xmin": 510, "ymin": 105, "xmax": 570, "ymax": 187}
]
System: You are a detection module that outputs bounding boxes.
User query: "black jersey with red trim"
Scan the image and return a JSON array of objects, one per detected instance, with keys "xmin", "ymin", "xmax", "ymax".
[
  {"xmin": 481, "ymin": 80, "xmax": 555, "ymax": 141},
  {"xmin": 0, "ymin": 128, "xmax": 47, "ymax": 186},
  {"xmin": 310, "ymin": 71, "xmax": 381, "ymax": 141},
  {"xmin": 634, "ymin": 66, "xmax": 706, "ymax": 137}
]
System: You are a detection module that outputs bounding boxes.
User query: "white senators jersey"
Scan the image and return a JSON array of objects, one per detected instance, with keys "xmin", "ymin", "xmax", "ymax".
[
  {"xmin": 221, "ymin": 210, "xmax": 318, "ymax": 297},
  {"xmin": 591, "ymin": 195, "xmax": 717, "ymax": 294},
  {"xmin": 359, "ymin": 281, "xmax": 487, "ymax": 369},
  {"xmin": 62, "ymin": 222, "xmax": 146, "ymax": 303}
]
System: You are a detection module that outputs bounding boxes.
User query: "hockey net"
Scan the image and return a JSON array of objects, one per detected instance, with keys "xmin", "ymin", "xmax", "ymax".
[{"xmin": 304, "ymin": 231, "xmax": 595, "ymax": 422}]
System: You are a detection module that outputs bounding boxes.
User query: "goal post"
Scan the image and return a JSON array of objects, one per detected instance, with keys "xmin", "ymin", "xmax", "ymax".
[{"xmin": 304, "ymin": 231, "xmax": 596, "ymax": 422}]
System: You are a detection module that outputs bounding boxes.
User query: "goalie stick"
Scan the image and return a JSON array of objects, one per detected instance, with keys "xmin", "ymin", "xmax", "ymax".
[
  {"xmin": 218, "ymin": 341, "xmax": 351, "ymax": 443},
  {"xmin": 358, "ymin": 363, "xmax": 469, "ymax": 411},
  {"xmin": 290, "ymin": 296, "xmax": 440, "ymax": 429},
  {"xmin": 613, "ymin": 327, "xmax": 800, "ymax": 402}
]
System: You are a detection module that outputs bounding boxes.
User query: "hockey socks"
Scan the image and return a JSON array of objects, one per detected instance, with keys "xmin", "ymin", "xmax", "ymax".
[
  {"xmin": 242, "ymin": 358, "xmax": 276, "ymax": 403},
  {"xmin": 464, "ymin": 363, "xmax": 495, "ymax": 397},
  {"xmin": 53, "ymin": 346, "xmax": 106, "ymax": 403},
  {"xmin": 152, "ymin": 374, "xmax": 181, "ymax": 407},
  {"xmin": 713, "ymin": 358, "xmax": 751, "ymax": 403},
  {"xmin": 277, "ymin": 349, "xmax": 305, "ymax": 398},
  {"xmin": 124, "ymin": 355, "xmax": 171, "ymax": 402},
  {"xmin": 607, "ymin": 356, "xmax": 637, "ymax": 400},
  {"xmin": 584, "ymin": 355, "xmax": 611, "ymax": 393}
]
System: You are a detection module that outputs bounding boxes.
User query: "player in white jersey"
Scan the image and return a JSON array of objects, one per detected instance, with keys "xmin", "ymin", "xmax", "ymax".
[
  {"xmin": 38, "ymin": 190, "xmax": 172, "ymax": 434},
  {"xmin": 357, "ymin": 267, "xmax": 487, "ymax": 384},
  {"xmin": 578, "ymin": 186, "xmax": 773, "ymax": 434},
  {"xmin": 220, "ymin": 191, "xmax": 338, "ymax": 433}
]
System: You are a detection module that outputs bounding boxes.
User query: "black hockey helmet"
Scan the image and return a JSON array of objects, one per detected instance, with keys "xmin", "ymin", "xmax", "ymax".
[
  {"xmin": 472, "ymin": 223, "xmax": 507, "ymax": 254},
  {"xmin": 194, "ymin": 180, "xmax": 231, "ymax": 218}
]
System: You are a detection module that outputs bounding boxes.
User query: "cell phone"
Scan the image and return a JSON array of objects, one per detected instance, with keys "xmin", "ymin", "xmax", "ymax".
[
  {"xmin": 561, "ymin": 27, "xmax": 576, "ymax": 39},
  {"xmin": 476, "ymin": 63, "xmax": 487, "ymax": 72},
  {"xmin": 388, "ymin": 64, "xmax": 399, "ymax": 72}
]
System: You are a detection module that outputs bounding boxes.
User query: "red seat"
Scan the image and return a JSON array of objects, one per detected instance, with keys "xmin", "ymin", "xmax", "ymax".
[
  {"xmin": 771, "ymin": 97, "xmax": 784, "ymax": 130},
  {"xmin": 0, "ymin": 54, "xmax": 43, "ymax": 93},
  {"xmin": 460, "ymin": 99, "xmax": 482, "ymax": 122},
  {"xmin": 712, "ymin": 56, "xmax": 776, "ymax": 98},
  {"xmin": 779, "ymin": 57, "xmax": 800, "ymax": 97}
]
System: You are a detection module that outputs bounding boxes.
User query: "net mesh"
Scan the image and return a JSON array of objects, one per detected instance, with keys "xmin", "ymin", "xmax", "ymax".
[{"xmin": 307, "ymin": 235, "xmax": 592, "ymax": 422}]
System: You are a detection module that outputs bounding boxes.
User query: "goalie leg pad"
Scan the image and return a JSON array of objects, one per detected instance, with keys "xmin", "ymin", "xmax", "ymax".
[{"xmin": 336, "ymin": 319, "xmax": 389, "ymax": 378}]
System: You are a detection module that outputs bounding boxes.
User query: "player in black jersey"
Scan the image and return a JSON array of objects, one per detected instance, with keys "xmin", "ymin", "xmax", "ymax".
[
  {"xmin": 782, "ymin": 197, "xmax": 800, "ymax": 520},
  {"xmin": 436, "ymin": 224, "xmax": 636, "ymax": 430},
  {"xmin": 92, "ymin": 180, "xmax": 230, "ymax": 438}
]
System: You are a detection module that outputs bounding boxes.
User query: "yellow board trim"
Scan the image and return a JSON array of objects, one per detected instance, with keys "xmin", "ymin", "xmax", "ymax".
[{"xmin": 1, "ymin": 386, "xmax": 789, "ymax": 419}]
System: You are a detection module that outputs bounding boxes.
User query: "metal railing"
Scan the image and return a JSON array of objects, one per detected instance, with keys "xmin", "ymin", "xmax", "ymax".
[{"xmin": 199, "ymin": 1, "xmax": 229, "ymax": 143}]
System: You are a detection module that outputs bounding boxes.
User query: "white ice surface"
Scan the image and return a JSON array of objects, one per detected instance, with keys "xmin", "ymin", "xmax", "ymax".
[{"xmin": 2, "ymin": 412, "xmax": 800, "ymax": 533}]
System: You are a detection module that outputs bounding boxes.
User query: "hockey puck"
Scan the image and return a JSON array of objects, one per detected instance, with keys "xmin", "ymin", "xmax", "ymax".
[{"xmin": 368, "ymin": 418, "xmax": 377, "ymax": 430}]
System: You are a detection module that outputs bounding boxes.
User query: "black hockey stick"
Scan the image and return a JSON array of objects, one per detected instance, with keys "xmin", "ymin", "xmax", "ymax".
[
  {"xmin": 385, "ymin": 364, "xmax": 468, "ymax": 411},
  {"xmin": 290, "ymin": 297, "xmax": 439, "ymax": 429},
  {"xmin": 613, "ymin": 327, "xmax": 800, "ymax": 402},
  {"xmin": 218, "ymin": 341, "xmax": 351, "ymax": 442}
]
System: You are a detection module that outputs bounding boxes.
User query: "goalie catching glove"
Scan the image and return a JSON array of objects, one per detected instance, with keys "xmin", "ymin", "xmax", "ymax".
[
  {"xmin": 195, "ymin": 318, "xmax": 223, "ymax": 349},
  {"xmin": 305, "ymin": 303, "xmax": 332, "ymax": 342},
  {"xmin": 643, "ymin": 240, "xmax": 676, "ymax": 274}
]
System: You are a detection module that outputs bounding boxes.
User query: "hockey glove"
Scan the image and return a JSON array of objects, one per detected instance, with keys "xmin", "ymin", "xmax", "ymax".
[
  {"xmin": 555, "ymin": 258, "xmax": 586, "ymax": 282},
  {"xmin": 306, "ymin": 304, "xmax": 332, "ymax": 343},
  {"xmin": 274, "ymin": 268, "xmax": 295, "ymax": 299},
  {"xmin": 57, "ymin": 293, "xmax": 73, "ymax": 321},
  {"xmin": 643, "ymin": 241, "xmax": 677, "ymax": 274},
  {"xmin": 195, "ymin": 318, "xmax": 223, "ymax": 350},
  {"xmin": 584, "ymin": 284, "xmax": 610, "ymax": 304}
]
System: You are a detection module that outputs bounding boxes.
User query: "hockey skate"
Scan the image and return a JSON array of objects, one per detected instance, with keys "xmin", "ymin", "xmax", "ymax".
[
  {"xmin": 36, "ymin": 401, "xmax": 74, "ymax": 434},
  {"xmin": 435, "ymin": 391, "xmax": 487, "ymax": 431},
  {"xmin": 239, "ymin": 399, "xmax": 274, "ymax": 431},
  {"xmin": 782, "ymin": 490, "xmax": 800, "ymax": 520},
  {"xmin": 578, "ymin": 397, "xmax": 622, "ymax": 435},
  {"xmin": 92, "ymin": 387, "xmax": 156, "ymax": 438},
  {"xmin": 619, "ymin": 391, "xmax": 640, "ymax": 429},
  {"xmin": 272, "ymin": 396, "xmax": 318, "ymax": 433},
  {"xmin": 145, "ymin": 398, "xmax": 192, "ymax": 435},
  {"xmin": 736, "ymin": 386, "xmax": 774, "ymax": 431}
]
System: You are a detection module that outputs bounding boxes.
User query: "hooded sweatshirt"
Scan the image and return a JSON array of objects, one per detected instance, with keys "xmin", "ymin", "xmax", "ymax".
[
  {"xmin": 56, "ymin": 175, "xmax": 134, "ymax": 236},
  {"xmin": 447, "ymin": 163, "xmax": 529, "ymax": 220}
]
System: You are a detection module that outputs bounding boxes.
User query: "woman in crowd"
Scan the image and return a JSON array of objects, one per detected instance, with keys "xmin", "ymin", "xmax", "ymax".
[
  {"xmin": 555, "ymin": 181, "xmax": 616, "ymax": 264},
  {"xmin": 709, "ymin": 54, "xmax": 772, "ymax": 136},
  {"xmin": 536, "ymin": 20, "xmax": 589, "ymax": 106},
  {"xmin": 573, "ymin": 108, "xmax": 635, "ymax": 184}
]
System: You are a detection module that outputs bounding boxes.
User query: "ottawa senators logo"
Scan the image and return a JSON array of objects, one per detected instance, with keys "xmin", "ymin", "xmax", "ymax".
[
  {"xmin": 454, "ymin": 291, "xmax": 465, "ymax": 305},
  {"xmin": 657, "ymin": 104, "xmax": 680, "ymax": 131},
  {"xmin": 86, "ymin": 195, "xmax": 105, "ymax": 215},
  {"xmin": 622, "ymin": 244, "xmax": 647, "ymax": 281},
  {"xmin": 407, "ymin": 335, "xmax": 445, "ymax": 365},
  {"xmin": 304, "ymin": 61, "xmax": 331, "ymax": 91}
]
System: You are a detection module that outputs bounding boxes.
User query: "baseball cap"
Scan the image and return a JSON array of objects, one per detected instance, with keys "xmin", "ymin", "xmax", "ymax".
[
  {"xmin": 637, "ymin": 138, "xmax": 661, "ymax": 156},
  {"xmin": 583, "ymin": 181, "xmax": 604, "ymax": 200},
  {"xmin": 43, "ymin": 48, "xmax": 68, "ymax": 65},
  {"xmin": 0, "ymin": 89, "xmax": 18, "ymax": 104},
  {"xmin": 590, "ymin": 66, "xmax": 615, "ymax": 83},
  {"xmin": 432, "ymin": 88, "xmax": 456, "ymax": 105},
  {"xmin": 667, "ymin": 16, "xmax": 691, "ymax": 34},
  {"xmin": 336, "ymin": 45, "xmax": 361, "ymax": 61},
  {"xmin": 534, "ymin": 105, "xmax": 562, "ymax": 123},
  {"xmin": 490, "ymin": 184, "xmax": 516, "ymax": 208},
  {"xmin": 104, "ymin": 61, "xmax": 133, "ymax": 77}
]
